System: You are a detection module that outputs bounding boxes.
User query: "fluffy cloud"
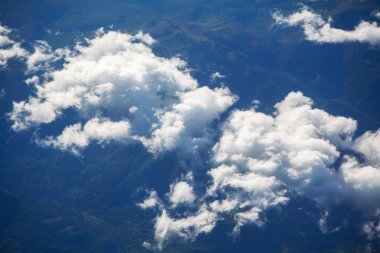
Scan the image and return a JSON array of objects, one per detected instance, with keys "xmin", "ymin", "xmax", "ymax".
[
  {"xmin": 212, "ymin": 91, "xmax": 356, "ymax": 205},
  {"xmin": 353, "ymin": 129, "xmax": 380, "ymax": 167},
  {"xmin": 169, "ymin": 173, "xmax": 196, "ymax": 207},
  {"xmin": 10, "ymin": 29, "xmax": 192, "ymax": 130},
  {"xmin": 6, "ymin": 22, "xmax": 380, "ymax": 250},
  {"xmin": 339, "ymin": 129, "xmax": 380, "ymax": 209},
  {"xmin": 0, "ymin": 24, "xmax": 28, "ymax": 67},
  {"xmin": 9, "ymin": 29, "xmax": 236, "ymax": 155},
  {"xmin": 272, "ymin": 6, "xmax": 380, "ymax": 46},
  {"xmin": 141, "ymin": 92, "xmax": 380, "ymax": 249},
  {"xmin": 39, "ymin": 117, "xmax": 131, "ymax": 155},
  {"xmin": 340, "ymin": 156, "xmax": 380, "ymax": 209},
  {"xmin": 140, "ymin": 86, "xmax": 236, "ymax": 154}
]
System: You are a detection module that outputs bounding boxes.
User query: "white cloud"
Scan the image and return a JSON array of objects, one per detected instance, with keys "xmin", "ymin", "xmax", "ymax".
[
  {"xmin": 6, "ymin": 23, "xmax": 380, "ymax": 249},
  {"xmin": 209, "ymin": 198, "xmax": 239, "ymax": 213},
  {"xmin": 233, "ymin": 207, "xmax": 263, "ymax": 235},
  {"xmin": 169, "ymin": 181, "xmax": 195, "ymax": 207},
  {"xmin": 273, "ymin": 6, "xmax": 380, "ymax": 46},
  {"xmin": 138, "ymin": 190, "xmax": 161, "ymax": 209},
  {"xmin": 39, "ymin": 117, "xmax": 131, "ymax": 155},
  {"xmin": 340, "ymin": 156, "xmax": 380, "ymax": 209},
  {"xmin": 210, "ymin": 72, "xmax": 225, "ymax": 81},
  {"xmin": 152, "ymin": 205, "xmax": 218, "ymax": 250},
  {"xmin": 206, "ymin": 164, "xmax": 288, "ymax": 230},
  {"xmin": 25, "ymin": 40, "xmax": 69, "ymax": 73},
  {"xmin": 212, "ymin": 91, "xmax": 356, "ymax": 205},
  {"xmin": 140, "ymin": 86, "xmax": 236, "ymax": 154},
  {"xmin": 9, "ymin": 29, "xmax": 236, "ymax": 155},
  {"xmin": 339, "ymin": 129, "xmax": 380, "ymax": 209},
  {"xmin": 10, "ymin": 30, "xmax": 195, "ymax": 131},
  {"xmin": 353, "ymin": 129, "xmax": 380, "ymax": 167},
  {"xmin": 142, "ymin": 91, "xmax": 380, "ymax": 249},
  {"xmin": 0, "ymin": 24, "xmax": 28, "ymax": 67}
]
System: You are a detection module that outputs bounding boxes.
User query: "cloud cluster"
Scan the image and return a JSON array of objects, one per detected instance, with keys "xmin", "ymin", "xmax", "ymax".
[
  {"xmin": 272, "ymin": 6, "xmax": 380, "ymax": 46},
  {"xmin": 212, "ymin": 91, "xmax": 357, "ymax": 205},
  {"xmin": 141, "ymin": 92, "xmax": 380, "ymax": 249},
  {"xmin": 9, "ymin": 29, "xmax": 236, "ymax": 155},
  {"xmin": 0, "ymin": 24, "xmax": 28, "ymax": 67},
  {"xmin": 4, "ymin": 23, "xmax": 380, "ymax": 250}
]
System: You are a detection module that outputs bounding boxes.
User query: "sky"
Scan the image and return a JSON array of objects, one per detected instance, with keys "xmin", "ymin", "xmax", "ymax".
[{"xmin": 0, "ymin": 1, "xmax": 380, "ymax": 252}]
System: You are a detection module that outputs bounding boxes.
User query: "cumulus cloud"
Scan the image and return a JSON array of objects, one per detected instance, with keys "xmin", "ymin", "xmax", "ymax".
[
  {"xmin": 339, "ymin": 129, "xmax": 380, "ymax": 209},
  {"xmin": 169, "ymin": 182, "xmax": 195, "ymax": 206},
  {"xmin": 340, "ymin": 156, "xmax": 380, "ymax": 209},
  {"xmin": 212, "ymin": 91, "xmax": 356, "ymax": 205},
  {"xmin": 140, "ymin": 86, "xmax": 236, "ymax": 154},
  {"xmin": 353, "ymin": 129, "xmax": 380, "ymax": 167},
  {"xmin": 0, "ymin": 24, "xmax": 28, "ymax": 67},
  {"xmin": 9, "ymin": 29, "xmax": 236, "ymax": 155},
  {"xmin": 272, "ymin": 6, "xmax": 380, "ymax": 45},
  {"xmin": 141, "ymin": 92, "xmax": 380, "ymax": 249},
  {"xmin": 38, "ymin": 117, "xmax": 131, "ymax": 155},
  {"xmin": 6, "ymin": 22, "xmax": 380, "ymax": 250},
  {"xmin": 169, "ymin": 174, "xmax": 195, "ymax": 207}
]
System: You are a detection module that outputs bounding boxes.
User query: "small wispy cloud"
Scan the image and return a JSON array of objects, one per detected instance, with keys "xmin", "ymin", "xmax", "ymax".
[{"xmin": 210, "ymin": 71, "xmax": 225, "ymax": 81}]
